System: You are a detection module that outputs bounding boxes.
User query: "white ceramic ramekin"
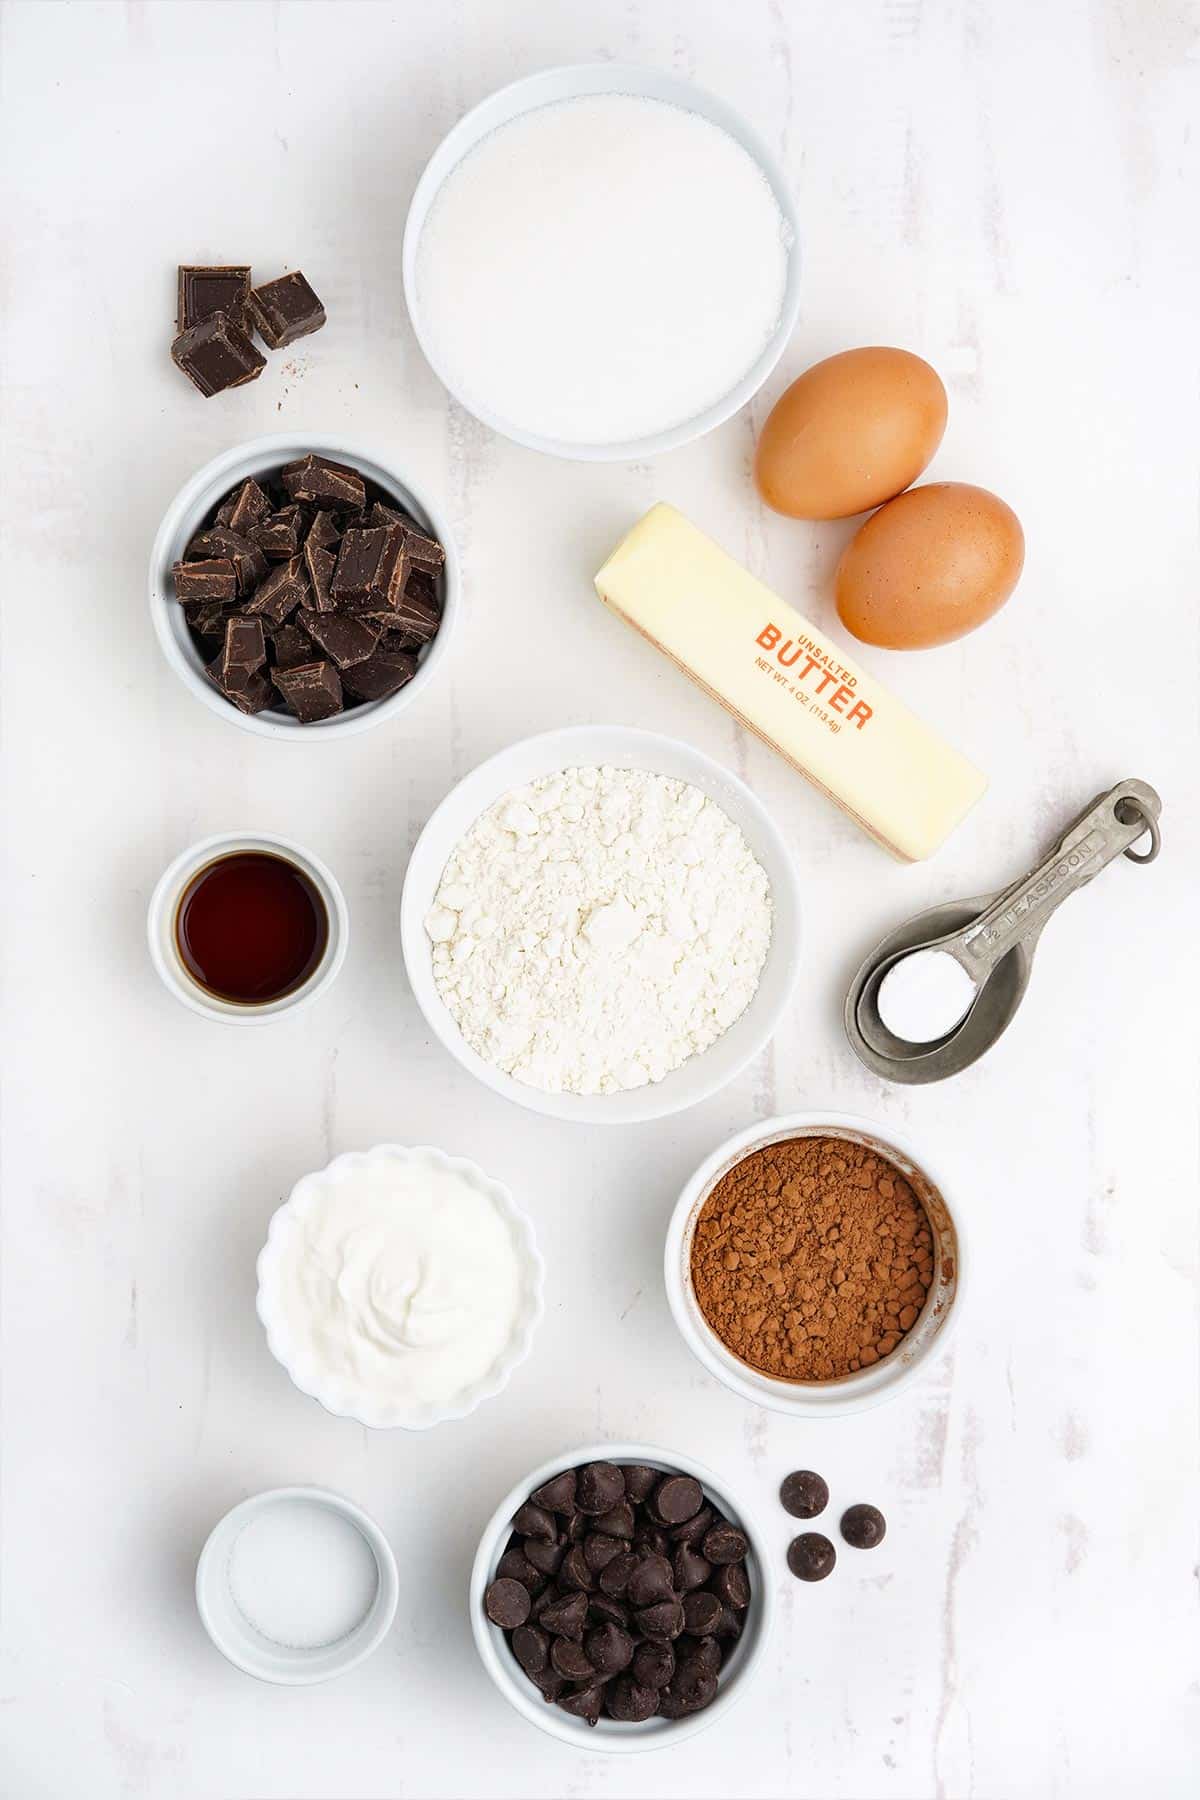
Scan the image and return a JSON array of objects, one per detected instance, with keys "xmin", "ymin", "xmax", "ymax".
[
  {"xmin": 195, "ymin": 1486, "xmax": 399, "ymax": 1685},
  {"xmin": 149, "ymin": 432, "xmax": 459, "ymax": 740},
  {"xmin": 664, "ymin": 1112, "xmax": 966, "ymax": 1417},
  {"xmin": 470, "ymin": 1442, "xmax": 775, "ymax": 1752},
  {"xmin": 255, "ymin": 1145, "xmax": 545, "ymax": 1430},
  {"xmin": 399, "ymin": 725, "xmax": 803, "ymax": 1125},
  {"xmin": 402, "ymin": 63, "xmax": 802, "ymax": 461},
  {"xmin": 147, "ymin": 830, "xmax": 349, "ymax": 1025}
]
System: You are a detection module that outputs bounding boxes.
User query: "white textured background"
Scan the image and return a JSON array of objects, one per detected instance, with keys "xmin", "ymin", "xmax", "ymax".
[{"xmin": 1, "ymin": 2, "xmax": 1197, "ymax": 1796}]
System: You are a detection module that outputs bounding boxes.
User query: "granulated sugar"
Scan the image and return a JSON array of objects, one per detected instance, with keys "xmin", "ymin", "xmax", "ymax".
[{"xmin": 415, "ymin": 93, "xmax": 791, "ymax": 446}]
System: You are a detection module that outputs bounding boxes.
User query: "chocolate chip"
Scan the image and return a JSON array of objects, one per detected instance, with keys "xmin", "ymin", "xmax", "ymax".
[
  {"xmin": 626, "ymin": 1555, "xmax": 675, "ymax": 1609},
  {"xmin": 780, "ymin": 1469, "xmax": 829, "ymax": 1520},
  {"xmin": 513, "ymin": 1502, "xmax": 557, "ymax": 1542},
  {"xmin": 511, "ymin": 1624, "xmax": 549, "ymax": 1676},
  {"xmin": 550, "ymin": 1639, "xmax": 594, "ymax": 1682},
  {"xmin": 576, "ymin": 1462, "xmax": 625, "ymax": 1516},
  {"xmin": 539, "ymin": 1591, "xmax": 588, "ymax": 1641},
  {"xmin": 840, "ymin": 1504, "xmax": 887, "ymax": 1549},
  {"xmin": 634, "ymin": 1524, "xmax": 671, "ymax": 1559},
  {"xmin": 653, "ymin": 1475, "xmax": 703, "ymax": 1526},
  {"xmin": 565, "ymin": 1512, "xmax": 589, "ymax": 1545},
  {"xmin": 787, "ymin": 1533, "xmax": 837, "ymax": 1582},
  {"xmin": 524, "ymin": 1537, "xmax": 566, "ymax": 1578},
  {"xmin": 670, "ymin": 1505, "xmax": 714, "ymax": 1547},
  {"xmin": 558, "ymin": 1545, "xmax": 594, "ymax": 1593},
  {"xmin": 712, "ymin": 1606, "xmax": 744, "ymax": 1640},
  {"xmin": 583, "ymin": 1534, "xmax": 624, "ymax": 1575},
  {"xmin": 558, "ymin": 1684, "xmax": 604, "ymax": 1728},
  {"xmin": 531, "ymin": 1471, "xmax": 577, "ymax": 1515},
  {"xmin": 606, "ymin": 1677, "xmax": 660, "ymax": 1723},
  {"xmin": 678, "ymin": 1634, "xmax": 722, "ymax": 1677},
  {"xmin": 484, "ymin": 1578, "xmax": 531, "ymax": 1629},
  {"xmin": 495, "ymin": 1545, "xmax": 539, "ymax": 1591},
  {"xmin": 585, "ymin": 1622, "xmax": 634, "ymax": 1677},
  {"xmin": 620, "ymin": 1465, "xmax": 660, "ymax": 1503},
  {"xmin": 632, "ymin": 1640, "xmax": 675, "ymax": 1689},
  {"xmin": 592, "ymin": 1500, "xmax": 636, "ymax": 1540},
  {"xmin": 712, "ymin": 1562, "xmax": 750, "ymax": 1610},
  {"xmin": 529, "ymin": 1667, "xmax": 565, "ymax": 1704},
  {"xmin": 597, "ymin": 1551, "xmax": 639, "ymax": 1598},
  {"xmin": 673, "ymin": 1545, "xmax": 711, "ymax": 1592},
  {"xmin": 634, "ymin": 1600, "xmax": 684, "ymax": 1641},
  {"xmin": 702, "ymin": 1524, "xmax": 749, "ymax": 1565},
  {"xmin": 681, "ymin": 1591, "xmax": 723, "ymax": 1636},
  {"xmin": 659, "ymin": 1664, "xmax": 718, "ymax": 1719},
  {"xmin": 587, "ymin": 1594, "xmax": 629, "ymax": 1629}
]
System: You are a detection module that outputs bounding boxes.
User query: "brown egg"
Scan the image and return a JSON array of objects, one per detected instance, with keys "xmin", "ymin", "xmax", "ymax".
[
  {"xmin": 835, "ymin": 482, "xmax": 1024, "ymax": 649},
  {"xmin": 754, "ymin": 347, "xmax": 947, "ymax": 520}
]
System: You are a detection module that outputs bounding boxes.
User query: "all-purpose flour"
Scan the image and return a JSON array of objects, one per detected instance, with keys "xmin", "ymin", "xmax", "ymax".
[
  {"xmin": 425, "ymin": 766, "xmax": 773, "ymax": 1095},
  {"xmin": 415, "ymin": 94, "xmax": 790, "ymax": 446}
]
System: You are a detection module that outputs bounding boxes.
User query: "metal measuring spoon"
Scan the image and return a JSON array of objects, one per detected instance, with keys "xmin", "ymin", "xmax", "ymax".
[{"xmin": 844, "ymin": 778, "xmax": 1162, "ymax": 1084}]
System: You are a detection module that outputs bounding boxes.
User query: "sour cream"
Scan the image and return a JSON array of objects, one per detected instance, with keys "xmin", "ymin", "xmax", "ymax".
[{"xmin": 273, "ymin": 1153, "xmax": 524, "ymax": 1413}]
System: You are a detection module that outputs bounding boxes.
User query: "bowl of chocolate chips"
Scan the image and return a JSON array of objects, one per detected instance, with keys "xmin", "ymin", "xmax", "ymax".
[
  {"xmin": 150, "ymin": 434, "xmax": 458, "ymax": 738},
  {"xmin": 471, "ymin": 1444, "xmax": 773, "ymax": 1751}
]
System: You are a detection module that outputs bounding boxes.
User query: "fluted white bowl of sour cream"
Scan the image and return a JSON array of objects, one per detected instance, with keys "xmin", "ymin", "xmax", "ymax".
[{"xmin": 256, "ymin": 1145, "xmax": 544, "ymax": 1430}]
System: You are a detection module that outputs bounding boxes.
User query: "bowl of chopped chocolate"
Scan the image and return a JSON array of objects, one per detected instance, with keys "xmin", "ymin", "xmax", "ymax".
[
  {"xmin": 664, "ymin": 1112, "xmax": 967, "ymax": 1417},
  {"xmin": 471, "ymin": 1444, "xmax": 774, "ymax": 1751},
  {"xmin": 149, "ymin": 435, "xmax": 458, "ymax": 738}
]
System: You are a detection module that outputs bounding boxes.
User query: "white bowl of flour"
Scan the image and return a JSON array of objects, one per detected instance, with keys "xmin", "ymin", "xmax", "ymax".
[
  {"xmin": 400, "ymin": 726, "xmax": 802, "ymax": 1123},
  {"xmin": 402, "ymin": 65, "xmax": 801, "ymax": 460}
]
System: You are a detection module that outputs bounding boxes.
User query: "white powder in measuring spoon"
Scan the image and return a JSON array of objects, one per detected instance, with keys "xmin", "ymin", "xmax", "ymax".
[
  {"xmin": 228, "ymin": 1501, "xmax": 379, "ymax": 1649},
  {"xmin": 415, "ymin": 94, "xmax": 790, "ymax": 445}
]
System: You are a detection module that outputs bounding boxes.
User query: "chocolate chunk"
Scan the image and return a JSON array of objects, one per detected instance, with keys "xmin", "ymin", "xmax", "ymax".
[
  {"xmin": 220, "ymin": 617, "xmax": 266, "ymax": 690},
  {"xmin": 681, "ymin": 1591, "xmax": 722, "ymax": 1636},
  {"xmin": 298, "ymin": 609, "xmax": 381, "ymax": 669},
  {"xmin": 512, "ymin": 1624, "xmax": 549, "ymax": 1677},
  {"xmin": 271, "ymin": 659, "xmax": 343, "ymax": 723},
  {"xmin": 523, "ymin": 1537, "xmax": 566, "ymax": 1578},
  {"xmin": 672, "ymin": 1545, "xmax": 711, "ymax": 1593},
  {"xmin": 701, "ymin": 1524, "xmax": 749, "ymax": 1565},
  {"xmin": 303, "ymin": 539, "xmax": 337, "ymax": 612},
  {"xmin": 244, "ymin": 555, "xmax": 309, "ymax": 623},
  {"xmin": 577, "ymin": 1462, "xmax": 625, "ymax": 1517},
  {"xmin": 787, "ymin": 1532, "xmax": 837, "ymax": 1582},
  {"xmin": 171, "ymin": 310, "xmax": 265, "ymax": 397},
  {"xmin": 840, "ymin": 1503, "xmax": 887, "ymax": 1550},
  {"xmin": 386, "ymin": 583, "xmax": 440, "ymax": 643},
  {"xmin": 251, "ymin": 511, "xmax": 302, "ymax": 562},
  {"xmin": 632, "ymin": 1640, "xmax": 675, "ymax": 1689},
  {"xmin": 401, "ymin": 522, "xmax": 446, "ymax": 573},
  {"xmin": 495, "ymin": 1546, "xmax": 541, "ymax": 1592},
  {"xmin": 330, "ymin": 527, "xmax": 393, "ymax": 604},
  {"xmin": 558, "ymin": 1545, "xmax": 594, "ymax": 1593},
  {"xmin": 268, "ymin": 622, "xmax": 315, "ymax": 670},
  {"xmin": 550, "ymin": 1638, "xmax": 594, "ymax": 1683},
  {"xmin": 187, "ymin": 526, "xmax": 267, "ymax": 596},
  {"xmin": 484, "ymin": 1578, "xmax": 531, "ymax": 1629},
  {"xmin": 780, "ymin": 1470, "xmax": 829, "ymax": 1520},
  {"xmin": 597, "ymin": 1551, "xmax": 639, "ymax": 1599},
  {"xmin": 585, "ymin": 1623, "xmax": 634, "ymax": 1677},
  {"xmin": 217, "ymin": 476, "xmax": 271, "ymax": 534},
  {"xmin": 513, "ymin": 1502, "xmax": 557, "ymax": 1543},
  {"xmin": 281, "ymin": 454, "xmax": 365, "ymax": 510},
  {"xmin": 531, "ymin": 1471, "xmax": 577, "ymax": 1515},
  {"xmin": 246, "ymin": 270, "xmax": 326, "ymax": 349},
  {"xmin": 307, "ymin": 509, "xmax": 341, "ymax": 552},
  {"xmin": 205, "ymin": 657, "xmax": 271, "ymax": 715},
  {"xmin": 177, "ymin": 265, "xmax": 250, "ymax": 332},
  {"xmin": 539, "ymin": 1591, "xmax": 588, "ymax": 1641},
  {"xmin": 653, "ymin": 1476, "xmax": 703, "ymax": 1526},
  {"xmin": 173, "ymin": 558, "xmax": 236, "ymax": 602},
  {"xmin": 626, "ymin": 1555, "xmax": 675, "ymax": 1609},
  {"xmin": 592, "ymin": 1500, "xmax": 636, "ymax": 1540},
  {"xmin": 634, "ymin": 1600, "xmax": 684, "ymax": 1641},
  {"xmin": 606, "ymin": 1677, "xmax": 659, "ymax": 1723},
  {"xmin": 712, "ymin": 1562, "xmax": 750, "ymax": 1610},
  {"xmin": 670, "ymin": 1505, "xmax": 714, "ymax": 1547},
  {"xmin": 188, "ymin": 599, "xmax": 237, "ymax": 644},
  {"xmin": 558, "ymin": 1684, "xmax": 604, "ymax": 1728}
]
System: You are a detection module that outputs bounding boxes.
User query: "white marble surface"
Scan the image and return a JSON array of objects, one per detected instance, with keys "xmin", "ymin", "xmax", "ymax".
[{"xmin": 1, "ymin": 2, "xmax": 1197, "ymax": 1796}]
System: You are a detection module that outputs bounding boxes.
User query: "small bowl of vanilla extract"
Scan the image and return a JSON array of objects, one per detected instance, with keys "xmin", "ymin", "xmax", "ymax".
[{"xmin": 148, "ymin": 832, "xmax": 349, "ymax": 1023}]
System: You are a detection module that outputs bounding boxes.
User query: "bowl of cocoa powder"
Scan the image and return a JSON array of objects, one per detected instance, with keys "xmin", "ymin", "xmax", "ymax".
[{"xmin": 663, "ymin": 1113, "xmax": 965, "ymax": 1415}]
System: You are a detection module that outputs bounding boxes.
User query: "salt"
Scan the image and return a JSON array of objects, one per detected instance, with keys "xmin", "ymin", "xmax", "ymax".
[
  {"xmin": 415, "ymin": 93, "xmax": 790, "ymax": 446},
  {"xmin": 227, "ymin": 1499, "xmax": 380, "ymax": 1650}
]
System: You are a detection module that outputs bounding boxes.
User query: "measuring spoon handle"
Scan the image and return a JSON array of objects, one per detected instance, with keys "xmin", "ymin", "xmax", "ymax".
[{"xmin": 957, "ymin": 778, "xmax": 1162, "ymax": 982}]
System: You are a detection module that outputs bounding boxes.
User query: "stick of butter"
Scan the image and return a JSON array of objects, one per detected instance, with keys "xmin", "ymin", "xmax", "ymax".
[{"xmin": 594, "ymin": 503, "xmax": 986, "ymax": 862}]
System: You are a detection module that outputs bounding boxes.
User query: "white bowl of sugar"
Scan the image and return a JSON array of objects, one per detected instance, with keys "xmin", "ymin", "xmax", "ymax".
[{"xmin": 403, "ymin": 64, "xmax": 801, "ymax": 460}]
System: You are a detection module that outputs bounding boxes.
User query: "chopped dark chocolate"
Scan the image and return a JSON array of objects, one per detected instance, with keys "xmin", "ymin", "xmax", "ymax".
[
  {"xmin": 186, "ymin": 526, "xmax": 267, "ymax": 596},
  {"xmin": 246, "ymin": 270, "xmax": 326, "ymax": 349},
  {"xmin": 330, "ymin": 527, "xmax": 391, "ymax": 604},
  {"xmin": 206, "ymin": 655, "xmax": 272, "ymax": 715},
  {"xmin": 297, "ymin": 609, "xmax": 381, "ymax": 669},
  {"xmin": 386, "ymin": 584, "xmax": 441, "ymax": 643},
  {"xmin": 177, "ymin": 265, "xmax": 251, "ymax": 332},
  {"xmin": 306, "ymin": 509, "xmax": 341, "ymax": 552},
  {"xmin": 251, "ymin": 510, "xmax": 302, "ymax": 562},
  {"xmin": 401, "ymin": 523, "xmax": 446, "ymax": 574},
  {"xmin": 268, "ymin": 622, "xmax": 315, "ymax": 669},
  {"xmin": 242, "ymin": 554, "xmax": 309, "ymax": 623},
  {"xmin": 303, "ymin": 539, "xmax": 337, "ymax": 612},
  {"xmin": 217, "ymin": 476, "xmax": 271, "ymax": 534},
  {"xmin": 171, "ymin": 310, "xmax": 265, "ymax": 397},
  {"xmin": 173, "ymin": 558, "xmax": 237, "ymax": 603},
  {"xmin": 281, "ymin": 454, "xmax": 365, "ymax": 510},
  {"xmin": 220, "ymin": 617, "xmax": 266, "ymax": 690},
  {"xmin": 272, "ymin": 659, "xmax": 343, "ymax": 723},
  {"xmin": 341, "ymin": 645, "xmax": 419, "ymax": 702}
]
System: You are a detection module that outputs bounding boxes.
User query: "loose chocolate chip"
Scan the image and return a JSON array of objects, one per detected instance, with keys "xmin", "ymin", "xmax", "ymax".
[
  {"xmin": 550, "ymin": 1638, "xmax": 594, "ymax": 1682},
  {"xmin": 512, "ymin": 1624, "xmax": 549, "ymax": 1677},
  {"xmin": 484, "ymin": 1578, "xmax": 531, "ymax": 1629},
  {"xmin": 592, "ymin": 1500, "xmax": 636, "ymax": 1540},
  {"xmin": 585, "ymin": 1622, "xmax": 634, "ymax": 1677},
  {"xmin": 524, "ymin": 1537, "xmax": 566, "ymax": 1578},
  {"xmin": 670, "ymin": 1505, "xmax": 715, "ymax": 1547},
  {"xmin": 712, "ymin": 1562, "xmax": 750, "ymax": 1610},
  {"xmin": 531, "ymin": 1471, "xmax": 577, "ymax": 1515},
  {"xmin": 632, "ymin": 1640, "xmax": 675, "ymax": 1689},
  {"xmin": 681, "ymin": 1591, "xmax": 723, "ymax": 1636},
  {"xmin": 577, "ymin": 1462, "xmax": 625, "ymax": 1516},
  {"xmin": 558, "ymin": 1546, "xmax": 594, "ymax": 1593},
  {"xmin": 539, "ymin": 1591, "xmax": 588, "ymax": 1641},
  {"xmin": 598, "ymin": 1551, "xmax": 639, "ymax": 1598},
  {"xmin": 780, "ymin": 1470, "xmax": 830, "ymax": 1520},
  {"xmin": 583, "ymin": 1533, "xmax": 624, "ymax": 1575},
  {"xmin": 513, "ymin": 1501, "xmax": 558, "ymax": 1543},
  {"xmin": 702, "ymin": 1524, "xmax": 749, "ymax": 1565},
  {"xmin": 653, "ymin": 1475, "xmax": 703, "ymax": 1526},
  {"xmin": 620, "ymin": 1465, "xmax": 660, "ymax": 1504},
  {"xmin": 495, "ymin": 1547, "xmax": 541, "ymax": 1592},
  {"xmin": 840, "ymin": 1504, "xmax": 887, "ymax": 1549},
  {"xmin": 673, "ymin": 1545, "xmax": 712, "ymax": 1593},
  {"xmin": 606, "ymin": 1677, "xmax": 660, "ymax": 1723},
  {"xmin": 787, "ymin": 1533, "xmax": 837, "ymax": 1582},
  {"xmin": 634, "ymin": 1600, "xmax": 684, "ymax": 1641},
  {"xmin": 558, "ymin": 1684, "xmax": 604, "ymax": 1728},
  {"xmin": 587, "ymin": 1594, "xmax": 629, "ymax": 1629},
  {"xmin": 626, "ymin": 1555, "xmax": 675, "ymax": 1609}
]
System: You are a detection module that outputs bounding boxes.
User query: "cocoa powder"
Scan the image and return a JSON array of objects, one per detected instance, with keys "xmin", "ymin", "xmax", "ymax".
[{"xmin": 689, "ymin": 1135, "xmax": 934, "ymax": 1383}]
